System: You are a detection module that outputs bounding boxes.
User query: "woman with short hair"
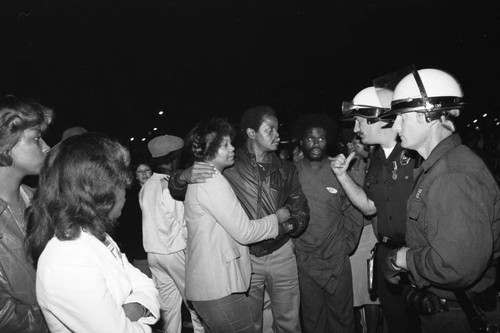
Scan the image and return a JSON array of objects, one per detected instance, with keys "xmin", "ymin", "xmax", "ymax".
[
  {"xmin": 135, "ymin": 162, "xmax": 153, "ymax": 186},
  {"xmin": 183, "ymin": 118, "xmax": 290, "ymax": 332}
]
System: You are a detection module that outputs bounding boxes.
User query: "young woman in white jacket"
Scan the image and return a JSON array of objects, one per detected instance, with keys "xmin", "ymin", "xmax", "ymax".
[{"xmin": 25, "ymin": 133, "xmax": 160, "ymax": 333}]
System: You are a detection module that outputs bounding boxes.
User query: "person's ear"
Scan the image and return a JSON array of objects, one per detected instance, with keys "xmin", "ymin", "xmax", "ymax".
[
  {"xmin": 246, "ymin": 128, "xmax": 256, "ymax": 140},
  {"xmin": 347, "ymin": 142, "xmax": 355, "ymax": 153},
  {"xmin": 0, "ymin": 151, "xmax": 13, "ymax": 166}
]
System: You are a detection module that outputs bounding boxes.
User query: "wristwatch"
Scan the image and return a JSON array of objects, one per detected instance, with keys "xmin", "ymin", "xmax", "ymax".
[{"xmin": 389, "ymin": 249, "xmax": 401, "ymax": 270}]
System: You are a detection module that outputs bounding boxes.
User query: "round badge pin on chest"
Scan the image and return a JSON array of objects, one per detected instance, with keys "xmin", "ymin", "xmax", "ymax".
[{"xmin": 326, "ymin": 187, "xmax": 338, "ymax": 194}]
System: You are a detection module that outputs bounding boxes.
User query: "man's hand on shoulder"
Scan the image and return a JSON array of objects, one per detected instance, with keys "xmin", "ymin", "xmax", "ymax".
[{"xmin": 180, "ymin": 162, "xmax": 216, "ymax": 184}]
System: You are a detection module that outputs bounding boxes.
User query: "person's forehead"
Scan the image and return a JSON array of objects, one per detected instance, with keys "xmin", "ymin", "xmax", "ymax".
[
  {"xmin": 260, "ymin": 115, "xmax": 278, "ymax": 127},
  {"xmin": 24, "ymin": 126, "xmax": 42, "ymax": 135},
  {"xmin": 219, "ymin": 135, "xmax": 232, "ymax": 145},
  {"xmin": 305, "ymin": 127, "xmax": 326, "ymax": 135}
]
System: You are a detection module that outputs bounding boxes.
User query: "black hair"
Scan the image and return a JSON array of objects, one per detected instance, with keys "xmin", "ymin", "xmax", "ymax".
[
  {"xmin": 239, "ymin": 105, "xmax": 277, "ymax": 139},
  {"xmin": 293, "ymin": 113, "xmax": 338, "ymax": 142},
  {"xmin": 185, "ymin": 117, "xmax": 235, "ymax": 164}
]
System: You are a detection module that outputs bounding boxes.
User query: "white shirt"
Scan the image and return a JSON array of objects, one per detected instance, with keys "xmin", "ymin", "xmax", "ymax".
[{"xmin": 139, "ymin": 173, "xmax": 187, "ymax": 254}]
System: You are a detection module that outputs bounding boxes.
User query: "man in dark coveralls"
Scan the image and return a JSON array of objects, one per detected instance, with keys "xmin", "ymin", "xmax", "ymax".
[
  {"xmin": 294, "ymin": 114, "xmax": 363, "ymax": 333},
  {"xmin": 381, "ymin": 67, "xmax": 500, "ymax": 333},
  {"xmin": 331, "ymin": 86, "xmax": 420, "ymax": 332}
]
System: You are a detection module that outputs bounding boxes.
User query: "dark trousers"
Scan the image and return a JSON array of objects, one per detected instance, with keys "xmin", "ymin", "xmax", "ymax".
[
  {"xmin": 298, "ymin": 258, "xmax": 355, "ymax": 333},
  {"xmin": 376, "ymin": 243, "xmax": 421, "ymax": 333}
]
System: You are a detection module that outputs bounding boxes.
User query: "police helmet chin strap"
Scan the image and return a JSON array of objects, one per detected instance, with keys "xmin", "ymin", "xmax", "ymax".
[{"xmin": 411, "ymin": 67, "xmax": 445, "ymax": 123}]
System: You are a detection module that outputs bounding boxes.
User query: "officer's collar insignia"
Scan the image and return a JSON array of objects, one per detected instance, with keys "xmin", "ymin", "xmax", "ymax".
[{"xmin": 400, "ymin": 150, "xmax": 411, "ymax": 166}]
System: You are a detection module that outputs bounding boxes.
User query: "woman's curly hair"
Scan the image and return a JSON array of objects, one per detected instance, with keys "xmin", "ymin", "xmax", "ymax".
[
  {"xmin": 25, "ymin": 132, "xmax": 132, "ymax": 266},
  {"xmin": 0, "ymin": 95, "xmax": 53, "ymax": 166},
  {"xmin": 185, "ymin": 117, "xmax": 235, "ymax": 164}
]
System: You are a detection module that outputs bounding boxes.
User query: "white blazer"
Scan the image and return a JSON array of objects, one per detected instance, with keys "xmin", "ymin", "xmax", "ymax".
[
  {"xmin": 36, "ymin": 230, "xmax": 160, "ymax": 333},
  {"xmin": 184, "ymin": 171, "xmax": 279, "ymax": 301}
]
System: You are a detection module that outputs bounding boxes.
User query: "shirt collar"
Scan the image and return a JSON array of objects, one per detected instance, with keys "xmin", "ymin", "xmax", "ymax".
[
  {"xmin": 420, "ymin": 133, "xmax": 461, "ymax": 173},
  {"xmin": 373, "ymin": 142, "xmax": 403, "ymax": 160},
  {"xmin": 300, "ymin": 157, "xmax": 329, "ymax": 169}
]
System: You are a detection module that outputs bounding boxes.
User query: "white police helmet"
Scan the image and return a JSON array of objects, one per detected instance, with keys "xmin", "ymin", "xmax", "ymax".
[{"xmin": 381, "ymin": 68, "xmax": 466, "ymax": 122}]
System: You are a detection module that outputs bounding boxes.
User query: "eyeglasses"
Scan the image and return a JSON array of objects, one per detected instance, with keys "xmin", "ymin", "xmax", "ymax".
[{"xmin": 136, "ymin": 169, "xmax": 151, "ymax": 175}]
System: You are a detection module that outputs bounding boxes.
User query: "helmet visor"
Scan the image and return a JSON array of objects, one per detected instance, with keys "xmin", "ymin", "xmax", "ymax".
[{"xmin": 341, "ymin": 101, "xmax": 387, "ymax": 122}]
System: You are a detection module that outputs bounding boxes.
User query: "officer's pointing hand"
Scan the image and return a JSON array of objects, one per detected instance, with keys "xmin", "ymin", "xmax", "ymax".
[{"xmin": 330, "ymin": 152, "xmax": 355, "ymax": 177}]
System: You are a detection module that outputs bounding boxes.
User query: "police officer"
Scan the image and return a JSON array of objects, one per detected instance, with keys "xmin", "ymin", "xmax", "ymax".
[
  {"xmin": 331, "ymin": 86, "xmax": 420, "ymax": 333},
  {"xmin": 382, "ymin": 67, "xmax": 500, "ymax": 332}
]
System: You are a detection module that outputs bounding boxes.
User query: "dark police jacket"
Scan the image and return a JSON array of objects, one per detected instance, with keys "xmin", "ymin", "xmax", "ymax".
[{"xmin": 406, "ymin": 134, "xmax": 500, "ymax": 301}]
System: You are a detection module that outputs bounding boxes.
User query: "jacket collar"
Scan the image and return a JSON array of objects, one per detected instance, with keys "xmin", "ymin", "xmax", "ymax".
[
  {"xmin": 238, "ymin": 145, "xmax": 283, "ymax": 172},
  {"xmin": 0, "ymin": 196, "xmax": 7, "ymax": 215},
  {"xmin": 420, "ymin": 133, "xmax": 461, "ymax": 173},
  {"xmin": 0, "ymin": 185, "xmax": 32, "ymax": 215}
]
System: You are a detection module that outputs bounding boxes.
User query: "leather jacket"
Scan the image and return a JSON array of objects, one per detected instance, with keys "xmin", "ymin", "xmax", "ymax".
[
  {"xmin": 0, "ymin": 185, "xmax": 49, "ymax": 333},
  {"xmin": 218, "ymin": 147, "xmax": 309, "ymax": 257},
  {"xmin": 170, "ymin": 146, "xmax": 310, "ymax": 257}
]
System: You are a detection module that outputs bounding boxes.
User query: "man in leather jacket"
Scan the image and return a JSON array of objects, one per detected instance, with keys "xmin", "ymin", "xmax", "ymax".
[{"xmin": 170, "ymin": 105, "xmax": 309, "ymax": 332}]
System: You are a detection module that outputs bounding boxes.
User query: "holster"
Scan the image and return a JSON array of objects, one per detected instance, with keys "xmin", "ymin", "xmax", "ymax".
[
  {"xmin": 367, "ymin": 243, "xmax": 378, "ymax": 301},
  {"xmin": 455, "ymin": 287, "xmax": 499, "ymax": 333}
]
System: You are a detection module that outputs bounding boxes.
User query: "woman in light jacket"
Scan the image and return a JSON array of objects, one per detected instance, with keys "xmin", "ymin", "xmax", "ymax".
[
  {"xmin": 183, "ymin": 118, "xmax": 290, "ymax": 333},
  {"xmin": 25, "ymin": 133, "xmax": 160, "ymax": 333}
]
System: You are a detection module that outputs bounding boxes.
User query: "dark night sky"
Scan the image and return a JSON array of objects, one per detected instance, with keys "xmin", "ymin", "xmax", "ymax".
[{"xmin": 1, "ymin": 0, "xmax": 499, "ymax": 152}]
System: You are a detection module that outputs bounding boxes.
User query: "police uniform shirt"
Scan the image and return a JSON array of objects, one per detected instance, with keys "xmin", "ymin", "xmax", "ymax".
[{"xmin": 364, "ymin": 142, "xmax": 416, "ymax": 242}]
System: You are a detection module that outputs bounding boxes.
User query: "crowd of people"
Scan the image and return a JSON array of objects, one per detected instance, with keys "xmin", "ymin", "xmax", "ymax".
[{"xmin": 0, "ymin": 65, "xmax": 499, "ymax": 333}]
